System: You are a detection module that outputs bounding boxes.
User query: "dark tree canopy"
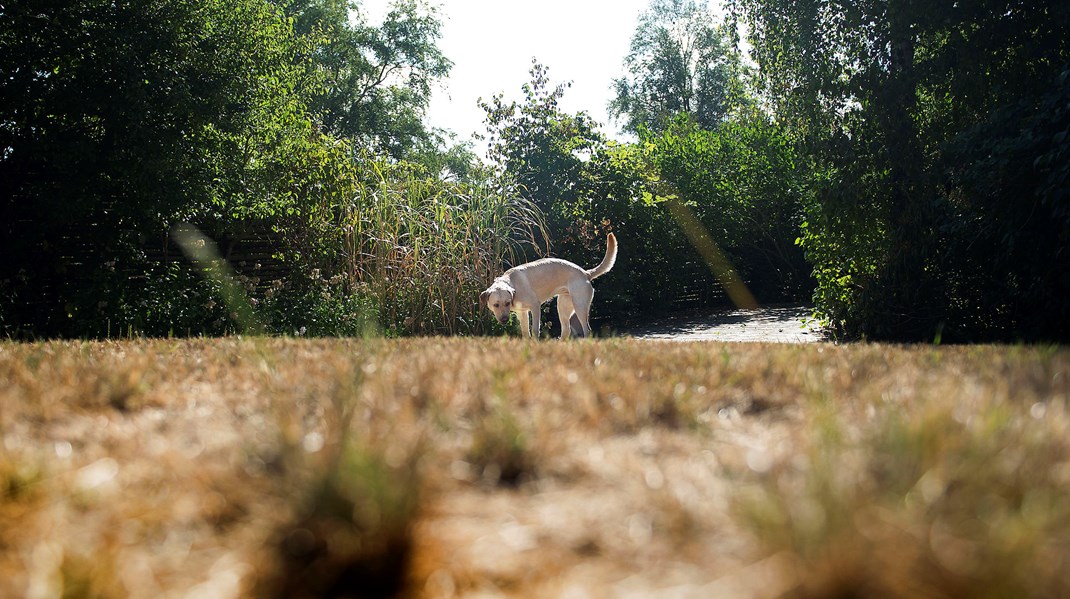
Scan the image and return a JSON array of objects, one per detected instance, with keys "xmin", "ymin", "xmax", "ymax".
[
  {"xmin": 729, "ymin": 0, "xmax": 1070, "ymax": 341},
  {"xmin": 5, "ymin": 0, "xmax": 1070, "ymax": 342},
  {"xmin": 0, "ymin": 0, "xmax": 454, "ymax": 338}
]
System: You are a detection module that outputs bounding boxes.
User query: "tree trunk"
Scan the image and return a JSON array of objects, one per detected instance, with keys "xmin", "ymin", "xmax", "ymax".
[{"xmin": 871, "ymin": 9, "xmax": 942, "ymax": 339}]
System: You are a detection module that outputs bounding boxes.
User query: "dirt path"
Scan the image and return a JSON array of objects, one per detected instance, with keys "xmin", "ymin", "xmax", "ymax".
[{"xmin": 623, "ymin": 305, "xmax": 824, "ymax": 343}]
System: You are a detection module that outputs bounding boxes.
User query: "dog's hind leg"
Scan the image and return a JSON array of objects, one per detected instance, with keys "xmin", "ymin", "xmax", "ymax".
[
  {"xmin": 556, "ymin": 293, "xmax": 576, "ymax": 339},
  {"xmin": 569, "ymin": 313, "xmax": 585, "ymax": 338},
  {"xmin": 570, "ymin": 282, "xmax": 595, "ymax": 337}
]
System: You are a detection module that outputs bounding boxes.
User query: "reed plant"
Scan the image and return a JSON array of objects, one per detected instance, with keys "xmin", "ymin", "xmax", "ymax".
[{"xmin": 338, "ymin": 158, "xmax": 547, "ymax": 336}]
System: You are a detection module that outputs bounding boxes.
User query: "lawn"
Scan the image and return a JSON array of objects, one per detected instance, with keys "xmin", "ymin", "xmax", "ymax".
[{"xmin": 1, "ymin": 338, "xmax": 1068, "ymax": 598}]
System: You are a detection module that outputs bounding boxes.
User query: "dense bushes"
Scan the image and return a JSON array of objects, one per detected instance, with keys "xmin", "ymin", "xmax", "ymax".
[
  {"xmin": 640, "ymin": 110, "xmax": 812, "ymax": 302},
  {"xmin": 0, "ymin": 0, "xmax": 512, "ymax": 339},
  {"xmin": 937, "ymin": 67, "xmax": 1070, "ymax": 341},
  {"xmin": 332, "ymin": 158, "xmax": 546, "ymax": 336},
  {"xmin": 732, "ymin": 0, "xmax": 1070, "ymax": 341},
  {"xmin": 8, "ymin": 0, "xmax": 1066, "ymax": 342},
  {"xmin": 0, "ymin": 0, "xmax": 346, "ymax": 337},
  {"xmin": 478, "ymin": 64, "xmax": 812, "ymax": 328}
]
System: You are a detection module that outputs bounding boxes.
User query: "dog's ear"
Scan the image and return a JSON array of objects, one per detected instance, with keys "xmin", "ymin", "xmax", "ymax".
[{"xmin": 479, "ymin": 290, "xmax": 489, "ymax": 308}]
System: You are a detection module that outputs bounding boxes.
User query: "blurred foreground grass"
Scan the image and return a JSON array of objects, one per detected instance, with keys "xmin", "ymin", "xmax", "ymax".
[{"xmin": 1, "ymin": 338, "xmax": 1068, "ymax": 598}]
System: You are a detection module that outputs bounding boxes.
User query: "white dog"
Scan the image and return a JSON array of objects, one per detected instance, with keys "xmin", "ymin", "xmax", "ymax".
[{"xmin": 480, "ymin": 233, "xmax": 617, "ymax": 339}]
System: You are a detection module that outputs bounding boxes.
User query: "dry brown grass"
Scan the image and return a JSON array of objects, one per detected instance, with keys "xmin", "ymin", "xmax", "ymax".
[{"xmin": 1, "ymin": 338, "xmax": 1068, "ymax": 598}]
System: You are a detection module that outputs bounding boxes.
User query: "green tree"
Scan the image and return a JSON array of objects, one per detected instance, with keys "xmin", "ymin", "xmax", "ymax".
[
  {"xmin": 478, "ymin": 63, "xmax": 666, "ymax": 325},
  {"xmin": 729, "ymin": 0, "xmax": 1070, "ymax": 340},
  {"xmin": 610, "ymin": 0, "xmax": 737, "ymax": 135},
  {"xmin": 277, "ymin": 0, "xmax": 452, "ymax": 158},
  {"xmin": 479, "ymin": 61, "xmax": 603, "ymax": 249},
  {"xmin": 0, "ymin": 0, "xmax": 354, "ymax": 337}
]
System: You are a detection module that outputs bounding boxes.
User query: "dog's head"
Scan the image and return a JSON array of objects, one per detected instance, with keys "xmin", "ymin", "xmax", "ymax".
[{"xmin": 479, "ymin": 282, "xmax": 515, "ymax": 325}]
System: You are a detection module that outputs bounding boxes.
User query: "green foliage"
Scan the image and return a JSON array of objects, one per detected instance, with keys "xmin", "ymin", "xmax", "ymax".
[
  {"xmin": 641, "ymin": 110, "xmax": 813, "ymax": 300},
  {"xmin": 577, "ymin": 140, "xmax": 687, "ymax": 319},
  {"xmin": 479, "ymin": 61, "xmax": 605, "ymax": 246},
  {"xmin": 0, "ymin": 0, "xmax": 477, "ymax": 339},
  {"xmin": 479, "ymin": 63, "xmax": 812, "ymax": 326},
  {"xmin": 255, "ymin": 271, "xmax": 376, "ymax": 338},
  {"xmin": 939, "ymin": 67, "xmax": 1070, "ymax": 341},
  {"xmin": 730, "ymin": 0, "xmax": 1070, "ymax": 341},
  {"xmin": 0, "ymin": 0, "xmax": 350, "ymax": 337},
  {"xmin": 277, "ymin": 0, "xmax": 452, "ymax": 157},
  {"xmin": 610, "ymin": 0, "xmax": 741, "ymax": 135}
]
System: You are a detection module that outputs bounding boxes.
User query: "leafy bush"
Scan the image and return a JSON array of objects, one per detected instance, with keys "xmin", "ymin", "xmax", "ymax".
[
  {"xmin": 641, "ymin": 110, "xmax": 813, "ymax": 302},
  {"xmin": 929, "ymin": 67, "xmax": 1068, "ymax": 340},
  {"xmin": 480, "ymin": 64, "xmax": 813, "ymax": 331},
  {"xmin": 259, "ymin": 274, "xmax": 379, "ymax": 338},
  {"xmin": 733, "ymin": 0, "xmax": 1070, "ymax": 341}
]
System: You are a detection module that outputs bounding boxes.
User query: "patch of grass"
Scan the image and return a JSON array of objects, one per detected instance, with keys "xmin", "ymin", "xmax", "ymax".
[
  {"xmin": 0, "ymin": 339, "xmax": 1068, "ymax": 596},
  {"xmin": 735, "ymin": 364, "xmax": 1070, "ymax": 597},
  {"xmin": 0, "ymin": 454, "xmax": 42, "ymax": 506},
  {"xmin": 250, "ymin": 439, "xmax": 423, "ymax": 599},
  {"xmin": 57, "ymin": 541, "xmax": 126, "ymax": 599},
  {"xmin": 467, "ymin": 404, "xmax": 535, "ymax": 487}
]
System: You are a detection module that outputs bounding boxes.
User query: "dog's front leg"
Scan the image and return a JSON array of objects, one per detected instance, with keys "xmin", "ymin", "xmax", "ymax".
[
  {"xmin": 517, "ymin": 309, "xmax": 532, "ymax": 338},
  {"xmin": 531, "ymin": 309, "xmax": 541, "ymax": 340}
]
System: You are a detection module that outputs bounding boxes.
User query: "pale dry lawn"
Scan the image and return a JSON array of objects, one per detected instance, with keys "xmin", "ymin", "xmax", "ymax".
[{"xmin": 1, "ymin": 338, "xmax": 1068, "ymax": 598}]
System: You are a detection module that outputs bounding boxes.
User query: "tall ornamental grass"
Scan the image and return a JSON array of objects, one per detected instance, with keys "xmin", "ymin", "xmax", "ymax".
[{"xmin": 338, "ymin": 158, "xmax": 547, "ymax": 336}]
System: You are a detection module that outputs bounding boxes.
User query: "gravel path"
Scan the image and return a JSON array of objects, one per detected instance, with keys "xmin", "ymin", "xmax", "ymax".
[{"xmin": 624, "ymin": 305, "xmax": 825, "ymax": 343}]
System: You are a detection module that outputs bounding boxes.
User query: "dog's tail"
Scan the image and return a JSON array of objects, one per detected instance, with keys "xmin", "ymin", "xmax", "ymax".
[{"xmin": 585, "ymin": 233, "xmax": 617, "ymax": 280}]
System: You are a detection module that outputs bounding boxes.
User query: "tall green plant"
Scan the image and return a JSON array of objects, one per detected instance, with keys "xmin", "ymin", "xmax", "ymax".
[
  {"xmin": 338, "ymin": 157, "xmax": 547, "ymax": 336},
  {"xmin": 479, "ymin": 62, "xmax": 605, "ymax": 246}
]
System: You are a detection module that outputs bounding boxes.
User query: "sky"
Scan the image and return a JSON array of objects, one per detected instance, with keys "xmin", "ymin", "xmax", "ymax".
[{"xmin": 410, "ymin": 1, "xmax": 652, "ymax": 147}]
